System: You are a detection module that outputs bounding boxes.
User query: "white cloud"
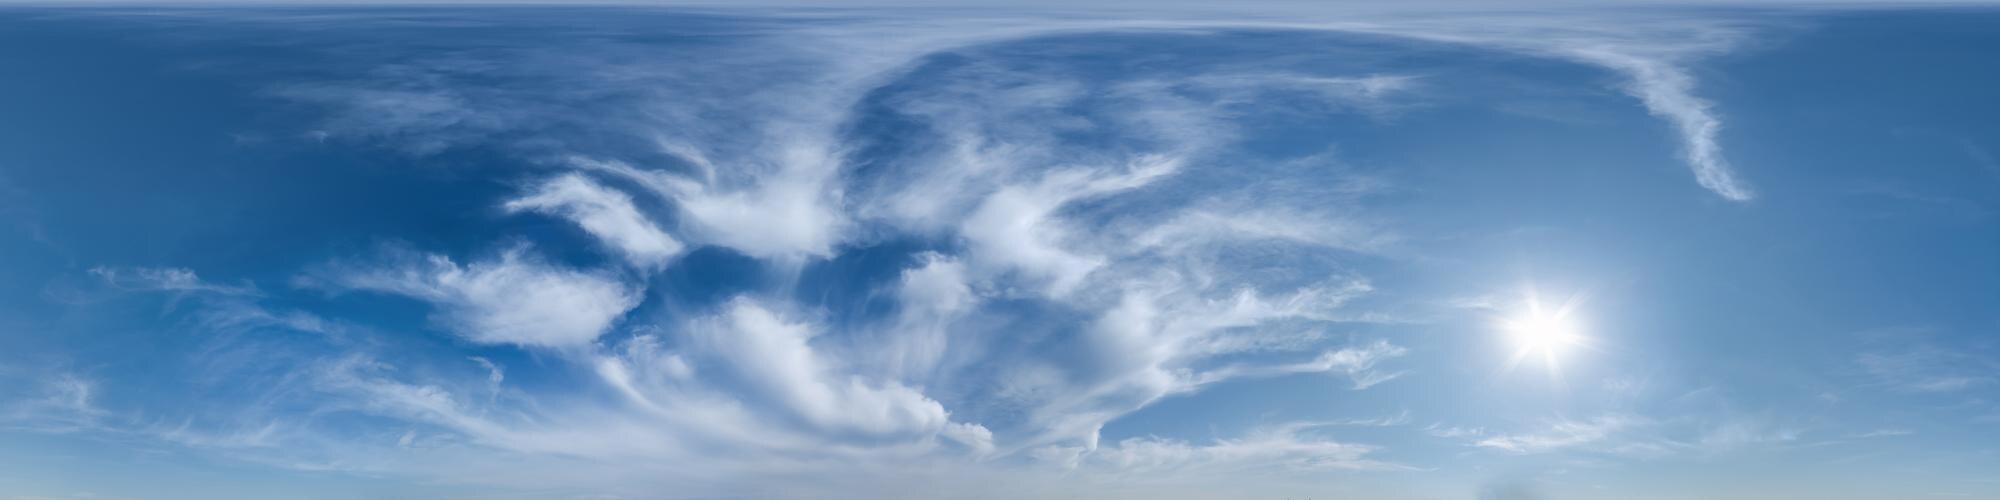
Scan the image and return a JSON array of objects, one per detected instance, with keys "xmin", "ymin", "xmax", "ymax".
[
  {"xmin": 1, "ymin": 374, "xmax": 108, "ymax": 434},
  {"xmin": 1570, "ymin": 49, "xmax": 1754, "ymax": 201},
  {"xmin": 272, "ymin": 85, "xmax": 499, "ymax": 155},
  {"xmin": 689, "ymin": 298, "xmax": 957, "ymax": 439},
  {"xmin": 958, "ymin": 155, "xmax": 1182, "ymax": 296},
  {"xmin": 311, "ymin": 355, "xmax": 691, "ymax": 460},
  {"xmin": 997, "ymin": 278, "xmax": 1399, "ymax": 452},
  {"xmin": 468, "ymin": 356, "xmax": 504, "ymax": 388},
  {"xmin": 1188, "ymin": 339, "xmax": 1409, "ymax": 390},
  {"xmin": 1171, "ymin": 72, "xmax": 1420, "ymax": 117},
  {"xmin": 304, "ymin": 246, "xmax": 639, "ymax": 349},
  {"xmin": 1066, "ymin": 421, "xmax": 1412, "ymax": 475},
  {"xmin": 1854, "ymin": 332, "xmax": 1997, "ymax": 394},
  {"xmin": 571, "ymin": 152, "xmax": 847, "ymax": 260},
  {"xmin": 1475, "ymin": 414, "xmax": 1645, "ymax": 454},
  {"xmin": 1317, "ymin": 340, "xmax": 1411, "ymax": 390},
  {"xmin": 872, "ymin": 253, "xmax": 977, "ymax": 382},
  {"xmin": 1319, "ymin": 410, "xmax": 1413, "ymax": 428},
  {"xmin": 1696, "ymin": 417, "xmax": 1802, "ymax": 451},
  {"xmin": 90, "ymin": 266, "xmax": 257, "ymax": 295},
  {"xmin": 505, "ymin": 173, "xmax": 683, "ymax": 269},
  {"xmin": 1854, "ymin": 428, "xmax": 1914, "ymax": 439},
  {"xmin": 943, "ymin": 421, "xmax": 997, "ymax": 456},
  {"xmin": 1179, "ymin": 11, "xmax": 1761, "ymax": 200},
  {"xmin": 1134, "ymin": 207, "xmax": 1390, "ymax": 256},
  {"xmin": 190, "ymin": 300, "xmax": 338, "ymax": 337},
  {"xmin": 1426, "ymin": 424, "xmax": 1484, "ymax": 439}
]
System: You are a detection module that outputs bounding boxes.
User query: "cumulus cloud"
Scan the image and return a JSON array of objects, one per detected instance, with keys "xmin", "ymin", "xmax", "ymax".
[
  {"xmin": 303, "ymin": 247, "xmax": 639, "ymax": 349},
  {"xmin": 505, "ymin": 173, "xmax": 683, "ymax": 269}
]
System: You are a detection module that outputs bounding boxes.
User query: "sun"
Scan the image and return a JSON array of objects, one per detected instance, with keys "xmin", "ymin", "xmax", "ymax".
[
  {"xmin": 1499, "ymin": 290, "xmax": 1589, "ymax": 377},
  {"xmin": 1509, "ymin": 310, "xmax": 1579, "ymax": 352}
]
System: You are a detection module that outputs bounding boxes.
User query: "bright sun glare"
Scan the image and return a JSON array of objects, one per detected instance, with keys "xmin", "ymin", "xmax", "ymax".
[
  {"xmin": 1511, "ymin": 312, "xmax": 1578, "ymax": 351},
  {"xmin": 1500, "ymin": 291, "xmax": 1589, "ymax": 377}
]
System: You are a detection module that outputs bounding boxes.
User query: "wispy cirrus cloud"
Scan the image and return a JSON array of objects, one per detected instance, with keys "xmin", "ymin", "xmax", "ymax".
[
  {"xmin": 1, "ymin": 374, "xmax": 107, "ymax": 434},
  {"xmin": 1474, "ymin": 414, "xmax": 1647, "ymax": 454},
  {"xmin": 1456, "ymin": 408, "xmax": 1828, "ymax": 460},
  {"xmin": 90, "ymin": 266, "xmax": 258, "ymax": 296},
  {"xmin": 1853, "ymin": 328, "xmax": 1997, "ymax": 394},
  {"xmin": 1852, "ymin": 428, "xmax": 1914, "ymax": 439},
  {"xmin": 1041, "ymin": 420, "xmax": 1415, "ymax": 476},
  {"xmin": 1186, "ymin": 339, "xmax": 1408, "ymax": 390},
  {"xmin": 506, "ymin": 173, "xmax": 683, "ymax": 270},
  {"xmin": 299, "ymin": 246, "xmax": 639, "ymax": 349},
  {"xmin": 1568, "ymin": 48, "xmax": 1754, "ymax": 201},
  {"xmin": 685, "ymin": 298, "xmax": 966, "ymax": 439}
]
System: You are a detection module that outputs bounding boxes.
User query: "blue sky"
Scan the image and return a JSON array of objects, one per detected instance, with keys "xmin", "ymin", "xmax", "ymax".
[{"xmin": 0, "ymin": 3, "xmax": 1996, "ymax": 499}]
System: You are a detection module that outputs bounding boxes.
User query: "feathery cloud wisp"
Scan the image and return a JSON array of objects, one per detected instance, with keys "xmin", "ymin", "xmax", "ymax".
[
  {"xmin": 302, "ymin": 247, "xmax": 639, "ymax": 348},
  {"xmin": 506, "ymin": 173, "xmax": 683, "ymax": 269}
]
